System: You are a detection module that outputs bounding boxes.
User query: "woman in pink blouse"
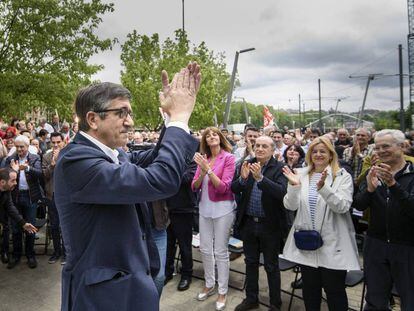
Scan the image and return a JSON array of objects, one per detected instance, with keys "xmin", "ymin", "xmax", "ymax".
[{"xmin": 192, "ymin": 127, "xmax": 236, "ymax": 311}]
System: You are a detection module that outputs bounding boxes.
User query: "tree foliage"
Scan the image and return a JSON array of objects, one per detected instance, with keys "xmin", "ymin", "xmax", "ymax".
[
  {"xmin": 120, "ymin": 29, "xmax": 230, "ymax": 130},
  {"xmin": 0, "ymin": 0, "xmax": 114, "ymax": 120}
]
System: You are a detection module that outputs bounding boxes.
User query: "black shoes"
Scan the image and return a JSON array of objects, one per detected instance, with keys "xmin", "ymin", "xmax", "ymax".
[
  {"xmin": 48, "ymin": 254, "xmax": 60, "ymax": 264},
  {"xmin": 234, "ymin": 299, "xmax": 260, "ymax": 311},
  {"xmin": 177, "ymin": 278, "xmax": 191, "ymax": 291},
  {"xmin": 291, "ymin": 277, "xmax": 303, "ymax": 289},
  {"xmin": 1, "ymin": 252, "xmax": 9, "ymax": 264},
  {"xmin": 27, "ymin": 257, "xmax": 37, "ymax": 269},
  {"xmin": 164, "ymin": 274, "xmax": 173, "ymax": 285},
  {"xmin": 268, "ymin": 305, "xmax": 281, "ymax": 311},
  {"xmin": 7, "ymin": 257, "xmax": 20, "ymax": 269}
]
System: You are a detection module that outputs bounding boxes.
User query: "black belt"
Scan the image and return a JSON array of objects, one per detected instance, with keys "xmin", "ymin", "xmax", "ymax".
[
  {"xmin": 246, "ymin": 215, "xmax": 265, "ymax": 223},
  {"xmin": 19, "ymin": 190, "xmax": 30, "ymax": 194}
]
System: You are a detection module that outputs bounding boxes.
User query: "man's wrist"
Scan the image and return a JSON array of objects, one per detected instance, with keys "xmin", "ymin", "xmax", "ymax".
[{"xmin": 255, "ymin": 174, "xmax": 264, "ymax": 182}]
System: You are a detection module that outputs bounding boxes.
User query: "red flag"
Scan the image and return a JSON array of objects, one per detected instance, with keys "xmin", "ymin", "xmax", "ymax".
[{"xmin": 263, "ymin": 106, "xmax": 274, "ymax": 127}]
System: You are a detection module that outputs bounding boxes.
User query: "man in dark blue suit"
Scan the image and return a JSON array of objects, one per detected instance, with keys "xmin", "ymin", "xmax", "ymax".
[{"xmin": 54, "ymin": 63, "xmax": 201, "ymax": 311}]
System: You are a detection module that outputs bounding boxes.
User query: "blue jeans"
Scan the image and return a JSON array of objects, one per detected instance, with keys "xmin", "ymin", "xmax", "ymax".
[
  {"xmin": 12, "ymin": 192, "xmax": 37, "ymax": 259},
  {"xmin": 151, "ymin": 228, "xmax": 167, "ymax": 296}
]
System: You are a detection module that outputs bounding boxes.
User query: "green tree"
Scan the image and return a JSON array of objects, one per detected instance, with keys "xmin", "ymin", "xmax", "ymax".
[
  {"xmin": 0, "ymin": 0, "xmax": 115, "ymax": 120},
  {"xmin": 120, "ymin": 29, "xmax": 230, "ymax": 130}
]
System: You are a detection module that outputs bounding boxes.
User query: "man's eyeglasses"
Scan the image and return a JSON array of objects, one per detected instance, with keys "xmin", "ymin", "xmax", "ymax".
[{"xmin": 94, "ymin": 107, "xmax": 134, "ymax": 119}]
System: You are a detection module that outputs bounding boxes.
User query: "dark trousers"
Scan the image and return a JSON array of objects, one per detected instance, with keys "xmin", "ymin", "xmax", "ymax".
[
  {"xmin": 363, "ymin": 236, "xmax": 414, "ymax": 311},
  {"xmin": 12, "ymin": 192, "xmax": 37, "ymax": 259},
  {"xmin": 1, "ymin": 217, "xmax": 9, "ymax": 254},
  {"xmin": 241, "ymin": 218, "xmax": 282, "ymax": 307},
  {"xmin": 165, "ymin": 213, "xmax": 193, "ymax": 279},
  {"xmin": 48, "ymin": 198, "xmax": 65, "ymax": 256},
  {"xmin": 301, "ymin": 265, "xmax": 347, "ymax": 311}
]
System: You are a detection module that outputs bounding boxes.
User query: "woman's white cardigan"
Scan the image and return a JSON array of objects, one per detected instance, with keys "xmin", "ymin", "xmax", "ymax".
[{"xmin": 282, "ymin": 166, "xmax": 360, "ymax": 271}]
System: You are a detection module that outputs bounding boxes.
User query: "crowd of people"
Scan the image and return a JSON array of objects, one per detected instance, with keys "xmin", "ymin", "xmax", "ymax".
[{"xmin": 1, "ymin": 106, "xmax": 414, "ymax": 310}]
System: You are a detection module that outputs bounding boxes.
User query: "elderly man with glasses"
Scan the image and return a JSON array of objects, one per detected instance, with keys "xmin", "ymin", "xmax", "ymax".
[{"xmin": 354, "ymin": 129, "xmax": 414, "ymax": 310}]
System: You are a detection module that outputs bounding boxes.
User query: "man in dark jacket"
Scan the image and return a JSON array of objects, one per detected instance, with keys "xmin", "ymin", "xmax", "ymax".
[
  {"xmin": 0, "ymin": 167, "xmax": 37, "ymax": 264},
  {"xmin": 54, "ymin": 64, "xmax": 200, "ymax": 311},
  {"xmin": 0, "ymin": 168, "xmax": 38, "ymax": 229},
  {"xmin": 231, "ymin": 136, "xmax": 288, "ymax": 311},
  {"xmin": 5, "ymin": 135, "xmax": 43, "ymax": 269},
  {"xmin": 164, "ymin": 160, "xmax": 197, "ymax": 291},
  {"xmin": 354, "ymin": 129, "xmax": 414, "ymax": 310}
]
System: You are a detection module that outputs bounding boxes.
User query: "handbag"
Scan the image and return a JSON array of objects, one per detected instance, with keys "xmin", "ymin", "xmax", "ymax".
[
  {"xmin": 294, "ymin": 188, "xmax": 329, "ymax": 251},
  {"xmin": 293, "ymin": 229, "xmax": 323, "ymax": 250}
]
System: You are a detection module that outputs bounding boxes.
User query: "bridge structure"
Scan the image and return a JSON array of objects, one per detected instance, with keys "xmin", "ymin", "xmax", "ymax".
[{"xmin": 304, "ymin": 113, "xmax": 374, "ymax": 130}]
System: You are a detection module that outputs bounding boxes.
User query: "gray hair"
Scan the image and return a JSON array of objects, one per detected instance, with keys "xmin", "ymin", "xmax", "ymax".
[
  {"xmin": 15, "ymin": 135, "xmax": 30, "ymax": 146},
  {"xmin": 356, "ymin": 127, "xmax": 371, "ymax": 136},
  {"xmin": 75, "ymin": 82, "xmax": 131, "ymax": 132},
  {"xmin": 375, "ymin": 129, "xmax": 405, "ymax": 145}
]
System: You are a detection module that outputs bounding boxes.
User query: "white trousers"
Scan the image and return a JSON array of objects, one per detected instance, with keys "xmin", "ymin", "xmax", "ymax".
[{"xmin": 199, "ymin": 211, "xmax": 235, "ymax": 295}]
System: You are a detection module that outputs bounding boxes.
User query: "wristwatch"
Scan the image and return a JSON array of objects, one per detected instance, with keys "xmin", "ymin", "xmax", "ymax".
[{"xmin": 207, "ymin": 169, "xmax": 213, "ymax": 175}]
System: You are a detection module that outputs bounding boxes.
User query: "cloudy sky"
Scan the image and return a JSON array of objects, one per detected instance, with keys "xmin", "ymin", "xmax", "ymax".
[{"xmin": 90, "ymin": 0, "xmax": 409, "ymax": 114}]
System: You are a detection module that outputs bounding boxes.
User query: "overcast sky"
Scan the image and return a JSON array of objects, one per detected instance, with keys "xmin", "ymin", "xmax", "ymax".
[{"xmin": 90, "ymin": 0, "xmax": 410, "ymax": 113}]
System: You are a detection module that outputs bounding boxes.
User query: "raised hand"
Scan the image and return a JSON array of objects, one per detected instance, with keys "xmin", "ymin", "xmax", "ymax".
[
  {"xmin": 246, "ymin": 139, "xmax": 254, "ymax": 157},
  {"xmin": 249, "ymin": 162, "xmax": 262, "ymax": 181},
  {"xmin": 23, "ymin": 223, "xmax": 38, "ymax": 234},
  {"xmin": 240, "ymin": 161, "xmax": 250, "ymax": 180},
  {"xmin": 295, "ymin": 129, "xmax": 303, "ymax": 143},
  {"xmin": 316, "ymin": 169, "xmax": 328, "ymax": 190},
  {"xmin": 194, "ymin": 152, "xmax": 210, "ymax": 172},
  {"xmin": 366, "ymin": 167, "xmax": 379, "ymax": 192},
  {"xmin": 352, "ymin": 141, "xmax": 360, "ymax": 157},
  {"xmin": 282, "ymin": 166, "xmax": 300, "ymax": 186},
  {"xmin": 51, "ymin": 149, "xmax": 60, "ymax": 167},
  {"xmin": 375, "ymin": 163, "xmax": 396, "ymax": 187},
  {"xmin": 19, "ymin": 161, "xmax": 29, "ymax": 171},
  {"xmin": 159, "ymin": 62, "xmax": 201, "ymax": 124},
  {"xmin": 10, "ymin": 159, "xmax": 19, "ymax": 171}
]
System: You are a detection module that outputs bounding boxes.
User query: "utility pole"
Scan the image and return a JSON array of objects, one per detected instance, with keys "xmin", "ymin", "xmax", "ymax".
[
  {"xmin": 182, "ymin": 0, "xmax": 185, "ymax": 32},
  {"xmin": 399, "ymin": 44, "xmax": 405, "ymax": 131},
  {"xmin": 318, "ymin": 79, "xmax": 322, "ymax": 130},
  {"xmin": 298, "ymin": 94, "xmax": 301, "ymax": 127}
]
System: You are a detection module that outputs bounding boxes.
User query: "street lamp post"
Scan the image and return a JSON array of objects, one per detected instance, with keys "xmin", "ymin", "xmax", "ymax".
[
  {"xmin": 234, "ymin": 96, "xmax": 250, "ymax": 123},
  {"xmin": 223, "ymin": 47, "xmax": 255, "ymax": 128},
  {"xmin": 182, "ymin": 0, "xmax": 185, "ymax": 32}
]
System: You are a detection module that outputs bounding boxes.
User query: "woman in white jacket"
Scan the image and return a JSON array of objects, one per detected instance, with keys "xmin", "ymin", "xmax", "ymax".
[{"xmin": 282, "ymin": 136, "xmax": 359, "ymax": 311}]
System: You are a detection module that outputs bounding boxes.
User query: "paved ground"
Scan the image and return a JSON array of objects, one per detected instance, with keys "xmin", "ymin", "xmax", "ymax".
[{"xmin": 0, "ymin": 229, "xmax": 400, "ymax": 311}]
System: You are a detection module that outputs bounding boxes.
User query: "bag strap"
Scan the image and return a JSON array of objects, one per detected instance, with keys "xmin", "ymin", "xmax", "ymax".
[{"xmin": 319, "ymin": 174, "xmax": 336, "ymax": 233}]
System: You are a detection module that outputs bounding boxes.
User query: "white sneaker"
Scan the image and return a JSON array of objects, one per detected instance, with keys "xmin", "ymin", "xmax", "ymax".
[
  {"xmin": 196, "ymin": 287, "xmax": 216, "ymax": 301},
  {"xmin": 215, "ymin": 297, "xmax": 226, "ymax": 310}
]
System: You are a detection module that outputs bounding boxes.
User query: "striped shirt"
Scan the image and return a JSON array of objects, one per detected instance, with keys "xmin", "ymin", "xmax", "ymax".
[{"xmin": 308, "ymin": 173, "xmax": 322, "ymax": 229}]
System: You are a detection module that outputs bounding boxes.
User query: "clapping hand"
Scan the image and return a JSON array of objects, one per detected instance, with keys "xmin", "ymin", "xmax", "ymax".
[
  {"xmin": 250, "ymin": 162, "xmax": 262, "ymax": 181},
  {"xmin": 10, "ymin": 159, "xmax": 19, "ymax": 171},
  {"xmin": 246, "ymin": 139, "xmax": 254, "ymax": 157},
  {"xmin": 19, "ymin": 160, "xmax": 29, "ymax": 171},
  {"xmin": 240, "ymin": 161, "xmax": 250, "ymax": 180},
  {"xmin": 51, "ymin": 149, "xmax": 60, "ymax": 167},
  {"xmin": 316, "ymin": 169, "xmax": 328, "ymax": 190},
  {"xmin": 295, "ymin": 129, "xmax": 303, "ymax": 143},
  {"xmin": 366, "ymin": 166, "xmax": 379, "ymax": 192},
  {"xmin": 159, "ymin": 62, "xmax": 201, "ymax": 124},
  {"xmin": 374, "ymin": 163, "xmax": 396, "ymax": 187},
  {"xmin": 194, "ymin": 152, "xmax": 210, "ymax": 173},
  {"xmin": 282, "ymin": 166, "xmax": 300, "ymax": 186}
]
